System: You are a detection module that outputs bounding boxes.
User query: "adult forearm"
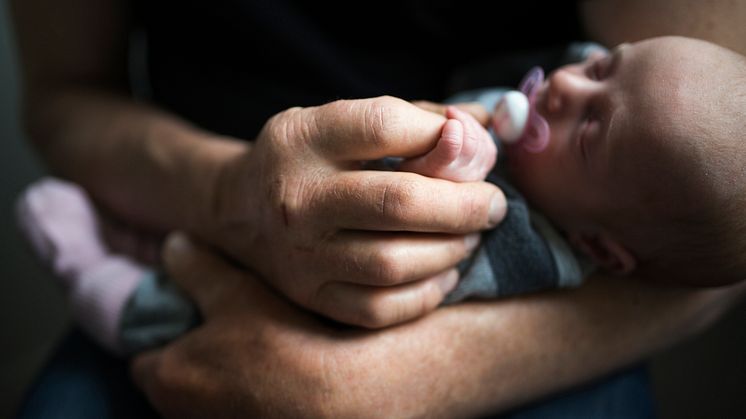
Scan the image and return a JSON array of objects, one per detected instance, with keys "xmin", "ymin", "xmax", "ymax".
[
  {"xmin": 23, "ymin": 87, "xmax": 247, "ymax": 232},
  {"xmin": 375, "ymin": 276, "xmax": 741, "ymax": 417},
  {"xmin": 11, "ymin": 0, "xmax": 242, "ymax": 231}
]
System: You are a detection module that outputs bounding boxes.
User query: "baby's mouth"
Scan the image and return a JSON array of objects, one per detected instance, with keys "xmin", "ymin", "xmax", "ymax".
[{"xmin": 533, "ymin": 82, "xmax": 549, "ymax": 118}]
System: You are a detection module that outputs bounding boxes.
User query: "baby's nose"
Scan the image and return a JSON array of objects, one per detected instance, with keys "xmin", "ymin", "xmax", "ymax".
[{"xmin": 546, "ymin": 68, "xmax": 595, "ymax": 114}]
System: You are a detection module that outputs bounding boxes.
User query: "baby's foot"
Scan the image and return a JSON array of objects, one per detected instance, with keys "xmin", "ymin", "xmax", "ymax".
[
  {"xmin": 17, "ymin": 178, "xmax": 162, "ymax": 273},
  {"xmin": 399, "ymin": 106, "xmax": 497, "ymax": 182},
  {"xmin": 16, "ymin": 178, "xmax": 111, "ymax": 282},
  {"xmin": 16, "ymin": 177, "xmax": 155, "ymax": 352}
]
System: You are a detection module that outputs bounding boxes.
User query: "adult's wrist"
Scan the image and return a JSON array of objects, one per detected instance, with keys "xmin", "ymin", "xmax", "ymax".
[{"xmin": 180, "ymin": 133, "xmax": 251, "ymax": 236}]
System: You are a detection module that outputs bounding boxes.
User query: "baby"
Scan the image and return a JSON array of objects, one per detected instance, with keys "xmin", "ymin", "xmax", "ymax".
[
  {"xmin": 17, "ymin": 36, "xmax": 746, "ymax": 355},
  {"xmin": 501, "ymin": 36, "xmax": 746, "ymax": 287}
]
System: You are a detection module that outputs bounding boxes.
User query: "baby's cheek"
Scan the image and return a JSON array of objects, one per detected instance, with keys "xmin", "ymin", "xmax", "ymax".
[{"xmin": 506, "ymin": 147, "xmax": 551, "ymax": 192}]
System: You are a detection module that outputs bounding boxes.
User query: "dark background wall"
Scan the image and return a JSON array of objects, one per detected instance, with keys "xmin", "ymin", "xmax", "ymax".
[
  {"xmin": 0, "ymin": 2, "xmax": 70, "ymax": 417},
  {"xmin": 0, "ymin": 1, "xmax": 743, "ymax": 417}
]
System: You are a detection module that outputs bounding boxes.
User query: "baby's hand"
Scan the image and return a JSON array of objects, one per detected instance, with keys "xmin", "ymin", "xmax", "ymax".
[{"xmin": 399, "ymin": 106, "xmax": 497, "ymax": 182}]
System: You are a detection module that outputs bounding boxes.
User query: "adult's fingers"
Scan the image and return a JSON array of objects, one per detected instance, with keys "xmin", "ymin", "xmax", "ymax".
[
  {"xmin": 313, "ymin": 171, "xmax": 507, "ymax": 232},
  {"xmin": 162, "ymin": 232, "xmax": 256, "ymax": 317},
  {"xmin": 412, "ymin": 100, "xmax": 490, "ymax": 126},
  {"xmin": 319, "ymin": 231, "xmax": 480, "ymax": 286},
  {"xmin": 130, "ymin": 348, "xmax": 165, "ymax": 402},
  {"xmin": 131, "ymin": 233, "xmax": 250, "ymax": 411},
  {"xmin": 314, "ymin": 269, "xmax": 459, "ymax": 329},
  {"xmin": 306, "ymin": 96, "xmax": 447, "ymax": 161}
]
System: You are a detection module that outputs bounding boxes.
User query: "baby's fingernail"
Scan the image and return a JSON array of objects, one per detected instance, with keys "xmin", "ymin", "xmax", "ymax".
[
  {"xmin": 489, "ymin": 191, "xmax": 507, "ymax": 227},
  {"xmin": 437, "ymin": 270, "xmax": 459, "ymax": 295},
  {"xmin": 445, "ymin": 105, "xmax": 460, "ymax": 117},
  {"xmin": 465, "ymin": 233, "xmax": 481, "ymax": 252}
]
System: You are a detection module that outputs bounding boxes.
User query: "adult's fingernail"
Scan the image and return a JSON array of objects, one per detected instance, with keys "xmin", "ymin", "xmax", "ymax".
[
  {"xmin": 437, "ymin": 270, "xmax": 459, "ymax": 295},
  {"xmin": 489, "ymin": 191, "xmax": 507, "ymax": 227},
  {"xmin": 165, "ymin": 231, "xmax": 193, "ymax": 255},
  {"xmin": 465, "ymin": 233, "xmax": 481, "ymax": 252}
]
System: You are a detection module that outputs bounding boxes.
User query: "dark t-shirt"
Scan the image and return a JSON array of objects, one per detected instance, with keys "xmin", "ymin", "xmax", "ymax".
[{"xmin": 133, "ymin": 0, "xmax": 583, "ymax": 139}]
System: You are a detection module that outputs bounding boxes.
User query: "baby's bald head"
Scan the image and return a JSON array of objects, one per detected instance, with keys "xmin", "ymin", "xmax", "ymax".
[{"xmin": 603, "ymin": 36, "xmax": 746, "ymax": 285}]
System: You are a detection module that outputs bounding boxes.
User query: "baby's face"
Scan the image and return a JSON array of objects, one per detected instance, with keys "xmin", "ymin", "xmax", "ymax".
[{"xmin": 505, "ymin": 37, "xmax": 703, "ymax": 237}]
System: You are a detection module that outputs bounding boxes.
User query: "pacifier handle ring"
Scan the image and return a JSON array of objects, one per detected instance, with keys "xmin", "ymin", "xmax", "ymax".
[{"xmin": 518, "ymin": 66, "xmax": 550, "ymax": 153}]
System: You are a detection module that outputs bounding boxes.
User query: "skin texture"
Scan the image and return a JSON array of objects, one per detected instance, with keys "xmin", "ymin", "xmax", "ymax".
[{"xmin": 10, "ymin": 0, "xmax": 746, "ymax": 417}]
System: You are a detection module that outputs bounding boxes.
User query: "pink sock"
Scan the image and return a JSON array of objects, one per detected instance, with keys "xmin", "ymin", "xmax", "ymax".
[{"xmin": 16, "ymin": 178, "xmax": 153, "ymax": 352}]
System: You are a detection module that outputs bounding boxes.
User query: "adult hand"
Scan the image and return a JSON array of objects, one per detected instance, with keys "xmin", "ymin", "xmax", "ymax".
[
  {"xmin": 202, "ymin": 96, "xmax": 506, "ymax": 328},
  {"xmin": 133, "ymin": 233, "xmax": 746, "ymax": 419},
  {"xmin": 132, "ymin": 233, "xmax": 464, "ymax": 418}
]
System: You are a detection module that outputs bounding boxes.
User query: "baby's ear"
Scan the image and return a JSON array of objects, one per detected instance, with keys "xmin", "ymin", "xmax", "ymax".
[{"xmin": 568, "ymin": 232, "xmax": 637, "ymax": 275}]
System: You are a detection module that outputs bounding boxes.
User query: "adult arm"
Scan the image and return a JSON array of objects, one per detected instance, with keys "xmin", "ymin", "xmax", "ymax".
[
  {"xmin": 10, "ymin": 0, "xmax": 232, "ymax": 232},
  {"xmin": 10, "ymin": 0, "xmax": 505, "ymax": 327},
  {"xmin": 132, "ymin": 234, "xmax": 746, "ymax": 418},
  {"xmin": 580, "ymin": 0, "xmax": 746, "ymax": 55}
]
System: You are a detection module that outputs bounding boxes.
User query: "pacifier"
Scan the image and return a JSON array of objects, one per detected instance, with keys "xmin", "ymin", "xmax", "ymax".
[{"xmin": 492, "ymin": 66, "xmax": 550, "ymax": 153}]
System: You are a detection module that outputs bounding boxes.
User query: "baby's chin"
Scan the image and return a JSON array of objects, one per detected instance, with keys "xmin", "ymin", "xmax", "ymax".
[
  {"xmin": 502, "ymin": 140, "xmax": 553, "ymax": 199},
  {"xmin": 503, "ymin": 146, "xmax": 539, "ymax": 200}
]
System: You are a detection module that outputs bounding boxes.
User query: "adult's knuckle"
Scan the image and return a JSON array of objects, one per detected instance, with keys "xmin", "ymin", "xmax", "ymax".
[
  {"xmin": 143, "ymin": 354, "xmax": 181, "ymax": 409},
  {"xmin": 263, "ymin": 164, "xmax": 322, "ymax": 231},
  {"xmin": 420, "ymin": 280, "xmax": 444, "ymax": 311},
  {"xmin": 261, "ymin": 111, "xmax": 291, "ymax": 149},
  {"xmin": 357, "ymin": 295, "xmax": 393, "ymax": 329},
  {"xmin": 262, "ymin": 106, "xmax": 311, "ymax": 151},
  {"xmin": 370, "ymin": 246, "xmax": 406, "ymax": 285},
  {"xmin": 454, "ymin": 189, "xmax": 484, "ymax": 230},
  {"xmin": 378, "ymin": 178, "xmax": 418, "ymax": 222},
  {"xmin": 364, "ymin": 96, "xmax": 405, "ymax": 148}
]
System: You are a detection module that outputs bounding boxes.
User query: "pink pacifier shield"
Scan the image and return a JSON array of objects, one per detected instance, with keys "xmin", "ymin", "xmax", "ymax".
[{"xmin": 517, "ymin": 67, "xmax": 550, "ymax": 153}]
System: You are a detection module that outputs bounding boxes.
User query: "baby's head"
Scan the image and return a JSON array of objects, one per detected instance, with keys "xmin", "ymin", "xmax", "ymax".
[{"xmin": 505, "ymin": 36, "xmax": 746, "ymax": 286}]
